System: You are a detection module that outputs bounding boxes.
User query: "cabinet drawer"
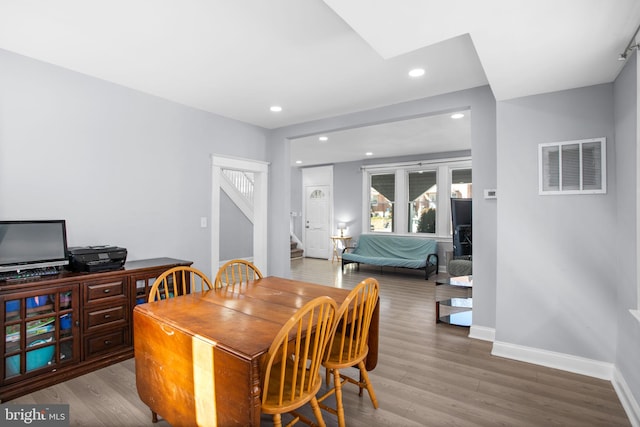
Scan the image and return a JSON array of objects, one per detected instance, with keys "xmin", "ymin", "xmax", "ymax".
[
  {"xmin": 85, "ymin": 279, "xmax": 126, "ymax": 303},
  {"xmin": 85, "ymin": 304, "xmax": 127, "ymax": 331},
  {"xmin": 85, "ymin": 328, "xmax": 130, "ymax": 359}
]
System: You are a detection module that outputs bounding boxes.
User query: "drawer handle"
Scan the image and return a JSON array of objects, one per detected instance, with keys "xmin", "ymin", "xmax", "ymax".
[
  {"xmin": 104, "ymin": 340, "xmax": 112, "ymax": 345},
  {"xmin": 104, "ymin": 314, "xmax": 111, "ymax": 319},
  {"xmin": 103, "ymin": 289, "xmax": 111, "ymax": 293}
]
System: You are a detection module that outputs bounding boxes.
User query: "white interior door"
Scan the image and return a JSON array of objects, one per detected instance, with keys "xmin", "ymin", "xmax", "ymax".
[{"xmin": 304, "ymin": 185, "xmax": 330, "ymax": 259}]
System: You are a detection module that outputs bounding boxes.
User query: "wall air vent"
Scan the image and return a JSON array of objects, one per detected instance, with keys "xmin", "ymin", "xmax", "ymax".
[{"xmin": 538, "ymin": 137, "xmax": 606, "ymax": 195}]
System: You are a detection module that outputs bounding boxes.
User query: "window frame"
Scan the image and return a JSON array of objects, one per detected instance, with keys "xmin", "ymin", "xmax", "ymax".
[{"xmin": 362, "ymin": 157, "xmax": 471, "ymax": 239}]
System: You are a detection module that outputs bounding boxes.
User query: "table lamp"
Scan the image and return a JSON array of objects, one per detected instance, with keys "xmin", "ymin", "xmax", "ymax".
[{"xmin": 338, "ymin": 222, "xmax": 346, "ymax": 237}]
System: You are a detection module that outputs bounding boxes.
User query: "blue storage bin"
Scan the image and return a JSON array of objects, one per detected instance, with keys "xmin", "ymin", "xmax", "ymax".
[
  {"xmin": 60, "ymin": 314, "xmax": 72, "ymax": 330},
  {"xmin": 26, "ymin": 296, "xmax": 48, "ymax": 309},
  {"xmin": 5, "ymin": 300, "xmax": 19, "ymax": 312},
  {"xmin": 5, "ymin": 355, "xmax": 20, "ymax": 376},
  {"xmin": 26, "ymin": 341, "xmax": 55, "ymax": 372},
  {"xmin": 4, "ymin": 342, "xmax": 54, "ymax": 376}
]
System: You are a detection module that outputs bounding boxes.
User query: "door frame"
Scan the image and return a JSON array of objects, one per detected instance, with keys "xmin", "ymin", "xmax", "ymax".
[{"xmin": 211, "ymin": 155, "xmax": 269, "ymax": 274}]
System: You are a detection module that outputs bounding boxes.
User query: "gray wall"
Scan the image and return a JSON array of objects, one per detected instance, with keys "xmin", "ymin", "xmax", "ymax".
[
  {"xmin": 332, "ymin": 160, "xmax": 363, "ymax": 241},
  {"xmin": 219, "ymin": 191, "xmax": 253, "ymax": 260},
  {"xmin": 496, "ymin": 84, "xmax": 617, "ymax": 360},
  {"xmin": 0, "ymin": 49, "xmax": 268, "ymax": 278},
  {"xmin": 614, "ymin": 52, "xmax": 640, "ymax": 407},
  {"xmin": 269, "ymin": 86, "xmax": 498, "ymax": 330}
]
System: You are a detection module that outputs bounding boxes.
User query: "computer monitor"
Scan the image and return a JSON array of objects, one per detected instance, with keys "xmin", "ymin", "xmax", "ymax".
[
  {"xmin": 0, "ymin": 220, "xmax": 69, "ymax": 273},
  {"xmin": 451, "ymin": 199, "xmax": 472, "ymax": 257}
]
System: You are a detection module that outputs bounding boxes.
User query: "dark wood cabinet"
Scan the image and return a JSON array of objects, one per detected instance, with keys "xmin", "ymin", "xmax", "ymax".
[
  {"xmin": 82, "ymin": 276, "xmax": 130, "ymax": 360},
  {"xmin": 0, "ymin": 257, "xmax": 191, "ymax": 401},
  {"xmin": 1, "ymin": 284, "xmax": 81, "ymax": 388}
]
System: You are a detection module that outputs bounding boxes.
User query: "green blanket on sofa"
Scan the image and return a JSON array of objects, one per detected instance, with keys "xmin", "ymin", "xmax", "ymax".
[{"xmin": 342, "ymin": 234, "xmax": 438, "ymax": 279}]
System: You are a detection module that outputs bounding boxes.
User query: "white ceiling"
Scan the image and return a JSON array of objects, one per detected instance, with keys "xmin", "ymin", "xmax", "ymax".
[
  {"xmin": 290, "ymin": 110, "xmax": 471, "ymax": 166},
  {"xmin": 1, "ymin": 0, "xmax": 639, "ymax": 165}
]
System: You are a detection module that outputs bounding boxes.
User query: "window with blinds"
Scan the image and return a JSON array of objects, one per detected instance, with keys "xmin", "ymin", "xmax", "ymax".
[
  {"xmin": 539, "ymin": 138, "xmax": 606, "ymax": 195},
  {"xmin": 364, "ymin": 158, "xmax": 471, "ymax": 236},
  {"xmin": 408, "ymin": 171, "xmax": 437, "ymax": 233},
  {"xmin": 370, "ymin": 173, "xmax": 395, "ymax": 232}
]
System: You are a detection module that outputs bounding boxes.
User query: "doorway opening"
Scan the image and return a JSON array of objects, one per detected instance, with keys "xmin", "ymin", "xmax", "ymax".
[{"xmin": 211, "ymin": 155, "xmax": 269, "ymax": 275}]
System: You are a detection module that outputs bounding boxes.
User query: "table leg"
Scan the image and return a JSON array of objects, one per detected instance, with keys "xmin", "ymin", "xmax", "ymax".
[
  {"xmin": 331, "ymin": 239, "xmax": 339, "ymax": 263},
  {"xmin": 365, "ymin": 298, "xmax": 379, "ymax": 371}
]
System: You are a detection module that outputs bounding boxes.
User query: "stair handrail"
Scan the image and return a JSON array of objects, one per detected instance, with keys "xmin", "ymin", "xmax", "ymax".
[{"xmin": 222, "ymin": 169, "xmax": 254, "ymax": 204}]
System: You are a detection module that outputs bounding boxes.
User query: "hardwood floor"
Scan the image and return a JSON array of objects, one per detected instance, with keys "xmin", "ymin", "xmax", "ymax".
[{"xmin": 9, "ymin": 258, "xmax": 630, "ymax": 426}]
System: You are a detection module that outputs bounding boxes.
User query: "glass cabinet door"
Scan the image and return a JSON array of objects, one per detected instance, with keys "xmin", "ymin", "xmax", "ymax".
[
  {"xmin": 132, "ymin": 272, "xmax": 163, "ymax": 306},
  {"xmin": 2, "ymin": 284, "xmax": 79, "ymax": 383}
]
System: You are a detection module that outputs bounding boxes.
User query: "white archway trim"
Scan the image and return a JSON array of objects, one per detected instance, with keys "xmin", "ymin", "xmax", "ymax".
[{"xmin": 211, "ymin": 155, "xmax": 269, "ymax": 275}]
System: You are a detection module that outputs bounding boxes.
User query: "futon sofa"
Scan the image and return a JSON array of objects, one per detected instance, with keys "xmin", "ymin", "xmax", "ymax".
[{"xmin": 342, "ymin": 234, "xmax": 439, "ymax": 279}]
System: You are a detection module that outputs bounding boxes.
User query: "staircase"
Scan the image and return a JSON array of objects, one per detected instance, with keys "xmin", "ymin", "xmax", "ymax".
[
  {"xmin": 221, "ymin": 169, "xmax": 254, "ymax": 222},
  {"xmin": 290, "ymin": 238, "xmax": 304, "ymax": 259}
]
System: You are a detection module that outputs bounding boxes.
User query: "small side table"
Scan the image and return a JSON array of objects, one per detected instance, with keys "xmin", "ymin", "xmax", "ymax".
[
  {"xmin": 330, "ymin": 235, "xmax": 352, "ymax": 262},
  {"xmin": 435, "ymin": 276, "xmax": 472, "ymax": 326}
]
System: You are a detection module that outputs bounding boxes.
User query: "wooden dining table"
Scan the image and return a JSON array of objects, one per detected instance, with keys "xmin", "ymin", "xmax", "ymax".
[{"xmin": 133, "ymin": 276, "xmax": 379, "ymax": 427}]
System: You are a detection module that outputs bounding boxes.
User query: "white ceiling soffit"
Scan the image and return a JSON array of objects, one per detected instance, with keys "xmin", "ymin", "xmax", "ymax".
[
  {"xmin": 0, "ymin": 1, "xmax": 487, "ymax": 129},
  {"xmin": 323, "ymin": 0, "xmax": 640, "ymax": 101},
  {"xmin": 290, "ymin": 110, "xmax": 471, "ymax": 167},
  {"xmin": 0, "ymin": 1, "xmax": 638, "ymax": 129}
]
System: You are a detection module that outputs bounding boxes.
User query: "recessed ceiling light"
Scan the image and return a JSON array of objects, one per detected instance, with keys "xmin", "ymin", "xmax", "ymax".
[
  {"xmin": 408, "ymin": 68, "xmax": 425, "ymax": 78},
  {"xmin": 270, "ymin": 105, "xmax": 282, "ymax": 112},
  {"xmin": 451, "ymin": 113, "xmax": 465, "ymax": 119},
  {"xmin": 365, "ymin": 152, "xmax": 373, "ymax": 156},
  {"xmin": 318, "ymin": 136, "xmax": 328, "ymax": 142},
  {"xmin": 295, "ymin": 160, "xmax": 302, "ymax": 164}
]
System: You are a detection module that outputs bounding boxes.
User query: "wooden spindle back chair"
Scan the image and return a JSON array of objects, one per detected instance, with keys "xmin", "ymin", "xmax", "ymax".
[
  {"xmin": 261, "ymin": 296, "xmax": 337, "ymax": 427},
  {"xmin": 147, "ymin": 266, "xmax": 214, "ymax": 303},
  {"xmin": 214, "ymin": 259, "xmax": 263, "ymax": 288},
  {"xmin": 318, "ymin": 277, "xmax": 380, "ymax": 427}
]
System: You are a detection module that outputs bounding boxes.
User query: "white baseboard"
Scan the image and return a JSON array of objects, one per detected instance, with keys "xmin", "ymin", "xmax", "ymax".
[
  {"xmin": 470, "ymin": 337, "xmax": 638, "ymax": 425},
  {"xmin": 613, "ymin": 368, "xmax": 640, "ymax": 427},
  {"xmin": 491, "ymin": 341, "xmax": 614, "ymax": 380},
  {"xmin": 469, "ymin": 325, "xmax": 495, "ymax": 342}
]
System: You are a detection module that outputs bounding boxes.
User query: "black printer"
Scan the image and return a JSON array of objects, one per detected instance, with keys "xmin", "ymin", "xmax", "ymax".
[{"xmin": 67, "ymin": 246, "xmax": 127, "ymax": 273}]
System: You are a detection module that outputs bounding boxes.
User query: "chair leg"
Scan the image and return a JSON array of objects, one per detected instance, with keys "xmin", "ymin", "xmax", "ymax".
[
  {"xmin": 358, "ymin": 361, "xmax": 379, "ymax": 409},
  {"xmin": 310, "ymin": 396, "xmax": 327, "ymax": 427},
  {"xmin": 333, "ymin": 368, "xmax": 346, "ymax": 427},
  {"xmin": 272, "ymin": 413, "xmax": 282, "ymax": 427},
  {"xmin": 151, "ymin": 411, "xmax": 158, "ymax": 423}
]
